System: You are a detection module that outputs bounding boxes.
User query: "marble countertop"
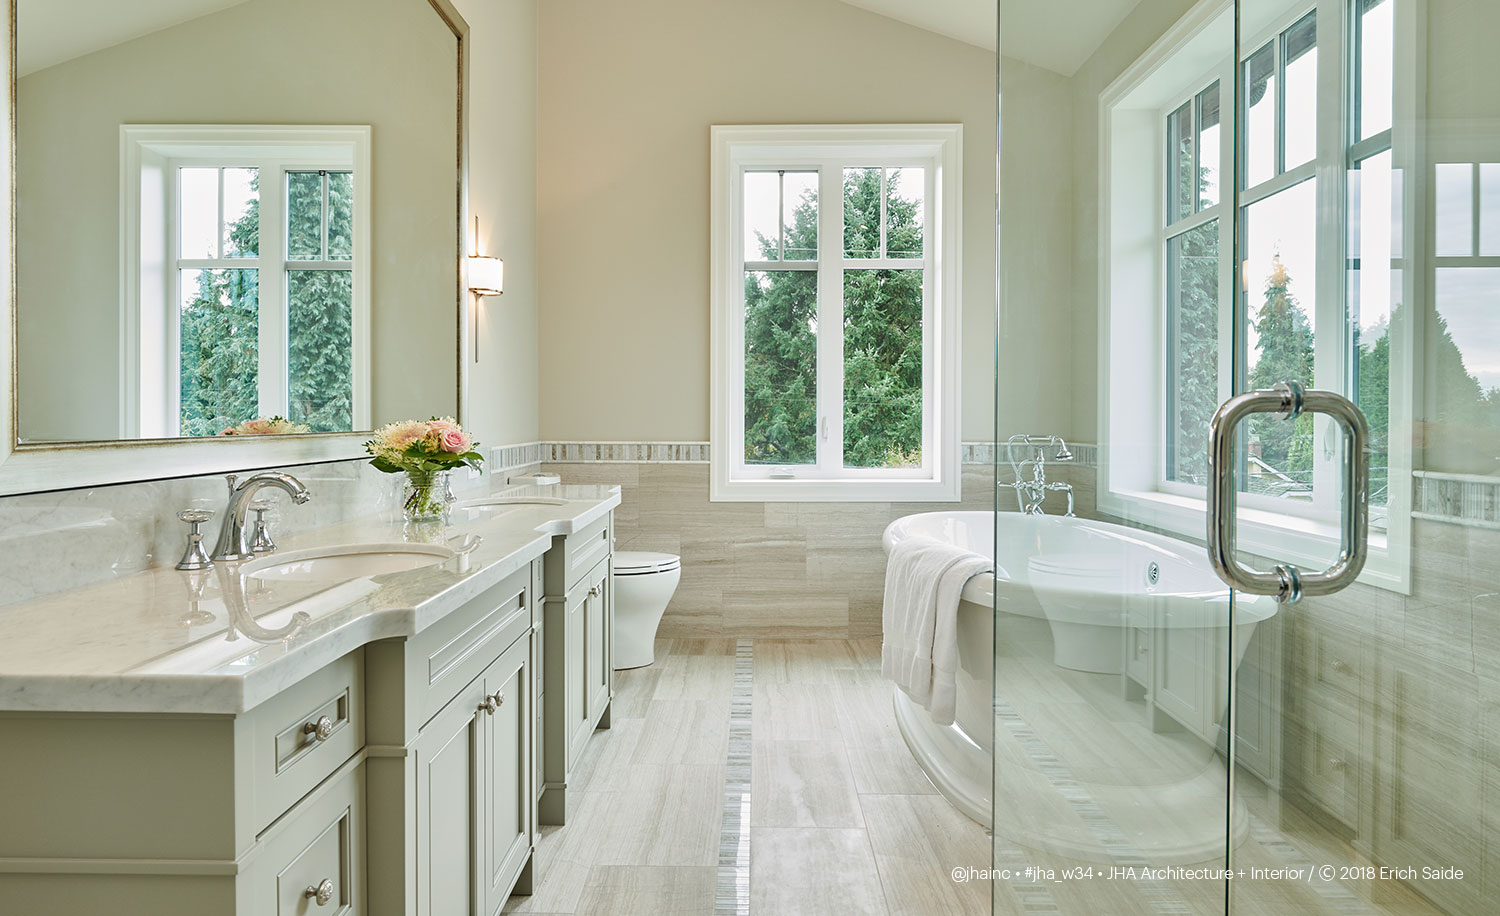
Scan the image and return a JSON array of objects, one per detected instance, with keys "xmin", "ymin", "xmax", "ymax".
[{"xmin": 0, "ymin": 484, "xmax": 621, "ymax": 715}]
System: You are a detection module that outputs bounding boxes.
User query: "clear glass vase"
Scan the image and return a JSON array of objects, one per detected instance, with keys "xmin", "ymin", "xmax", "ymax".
[{"xmin": 401, "ymin": 470, "xmax": 454, "ymax": 523}]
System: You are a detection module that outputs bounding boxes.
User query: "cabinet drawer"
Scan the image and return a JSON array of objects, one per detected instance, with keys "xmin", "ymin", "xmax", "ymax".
[
  {"xmin": 548, "ymin": 514, "xmax": 611, "ymax": 594},
  {"xmin": 1298, "ymin": 619, "xmax": 1362, "ymax": 704},
  {"xmin": 1289, "ymin": 705, "xmax": 1359, "ymax": 828},
  {"xmin": 247, "ymin": 652, "xmax": 364, "ymax": 835},
  {"xmin": 408, "ymin": 567, "xmax": 531, "ymax": 726},
  {"xmin": 249, "ymin": 759, "xmax": 364, "ymax": 916}
]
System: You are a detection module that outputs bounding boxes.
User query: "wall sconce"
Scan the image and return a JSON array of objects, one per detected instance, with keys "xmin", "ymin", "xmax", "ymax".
[
  {"xmin": 468, "ymin": 253, "xmax": 504, "ymax": 297},
  {"xmin": 468, "ymin": 216, "xmax": 503, "ymax": 296}
]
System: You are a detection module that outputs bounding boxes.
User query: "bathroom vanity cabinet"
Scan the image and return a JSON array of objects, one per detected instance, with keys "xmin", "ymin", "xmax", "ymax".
[
  {"xmin": 0, "ymin": 565, "xmax": 538, "ymax": 916},
  {"xmin": 0, "ymin": 649, "xmax": 375, "ymax": 915},
  {"xmin": 0, "ymin": 501, "xmax": 618, "ymax": 916},
  {"xmin": 365, "ymin": 562, "xmax": 538, "ymax": 916},
  {"xmin": 539, "ymin": 511, "xmax": 615, "ymax": 825}
]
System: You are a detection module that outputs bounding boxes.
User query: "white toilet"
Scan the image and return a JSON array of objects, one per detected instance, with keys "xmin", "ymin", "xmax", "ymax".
[{"xmin": 612, "ymin": 551, "xmax": 681, "ymax": 669}]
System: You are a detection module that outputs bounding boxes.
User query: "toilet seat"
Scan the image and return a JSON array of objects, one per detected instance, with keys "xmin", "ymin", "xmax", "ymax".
[{"xmin": 614, "ymin": 551, "xmax": 681, "ymax": 576}]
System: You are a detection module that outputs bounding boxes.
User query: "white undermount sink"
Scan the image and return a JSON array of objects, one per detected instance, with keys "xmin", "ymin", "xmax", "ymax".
[
  {"xmin": 240, "ymin": 542, "xmax": 456, "ymax": 582},
  {"xmin": 453, "ymin": 496, "xmax": 568, "ymax": 509}
]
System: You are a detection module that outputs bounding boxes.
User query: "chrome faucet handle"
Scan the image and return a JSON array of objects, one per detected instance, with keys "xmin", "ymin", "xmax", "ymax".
[
  {"xmin": 212, "ymin": 471, "xmax": 311, "ymax": 562},
  {"xmin": 175, "ymin": 509, "xmax": 216, "ymax": 571},
  {"xmin": 249, "ymin": 500, "xmax": 277, "ymax": 554}
]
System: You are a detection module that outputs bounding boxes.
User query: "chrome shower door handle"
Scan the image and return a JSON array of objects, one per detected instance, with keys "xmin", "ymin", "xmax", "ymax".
[{"xmin": 1206, "ymin": 382, "xmax": 1370, "ymax": 604}]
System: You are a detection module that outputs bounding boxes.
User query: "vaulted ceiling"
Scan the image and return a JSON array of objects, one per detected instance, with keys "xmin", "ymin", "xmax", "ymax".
[
  {"xmin": 838, "ymin": 0, "xmax": 1144, "ymax": 76},
  {"xmin": 18, "ymin": 0, "xmax": 252, "ymax": 76}
]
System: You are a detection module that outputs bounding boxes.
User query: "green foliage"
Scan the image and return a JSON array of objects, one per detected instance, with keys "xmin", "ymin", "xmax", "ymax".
[
  {"xmin": 1355, "ymin": 317, "xmax": 1391, "ymax": 503},
  {"xmin": 742, "ymin": 169, "xmax": 924, "ymax": 468},
  {"xmin": 1166, "ymin": 222, "xmax": 1220, "ymax": 484},
  {"xmin": 287, "ymin": 171, "xmax": 355, "ymax": 432},
  {"xmin": 179, "ymin": 267, "xmax": 259, "ymax": 437},
  {"xmin": 743, "ymin": 265, "xmax": 818, "ymax": 464}
]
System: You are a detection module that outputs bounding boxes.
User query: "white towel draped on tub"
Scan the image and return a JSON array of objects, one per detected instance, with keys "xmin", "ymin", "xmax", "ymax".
[{"xmin": 881, "ymin": 535, "xmax": 993, "ymax": 726}]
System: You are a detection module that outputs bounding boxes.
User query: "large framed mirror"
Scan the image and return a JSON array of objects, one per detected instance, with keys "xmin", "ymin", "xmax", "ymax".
[{"xmin": 0, "ymin": 0, "xmax": 469, "ymax": 495}]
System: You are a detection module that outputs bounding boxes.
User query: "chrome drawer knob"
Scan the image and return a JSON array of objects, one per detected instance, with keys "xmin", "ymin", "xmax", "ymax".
[
  {"xmin": 491, "ymin": 691, "xmax": 505, "ymax": 708},
  {"xmin": 305, "ymin": 878, "xmax": 334, "ymax": 905},
  {"xmin": 588, "ymin": 584, "xmax": 602, "ymax": 598},
  {"xmin": 304, "ymin": 716, "xmax": 334, "ymax": 742},
  {"xmin": 480, "ymin": 696, "xmax": 497, "ymax": 715}
]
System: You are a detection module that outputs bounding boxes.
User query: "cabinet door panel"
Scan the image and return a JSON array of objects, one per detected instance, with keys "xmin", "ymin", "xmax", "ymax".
[
  {"xmin": 414, "ymin": 679, "xmax": 485, "ymax": 916},
  {"xmin": 482, "ymin": 637, "xmax": 532, "ymax": 916},
  {"xmin": 584, "ymin": 562, "xmax": 611, "ymax": 723},
  {"xmin": 566, "ymin": 584, "xmax": 590, "ymax": 769}
]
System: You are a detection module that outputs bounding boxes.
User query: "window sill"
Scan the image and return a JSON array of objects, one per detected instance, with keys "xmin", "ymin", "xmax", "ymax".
[
  {"xmin": 709, "ymin": 472, "xmax": 961, "ymax": 503},
  {"xmin": 1098, "ymin": 487, "xmax": 1409, "ymax": 594}
]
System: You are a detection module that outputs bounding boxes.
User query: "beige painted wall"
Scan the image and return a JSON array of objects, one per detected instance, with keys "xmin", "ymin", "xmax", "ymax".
[
  {"xmin": 456, "ymin": 0, "xmax": 541, "ymax": 451},
  {"xmin": 996, "ymin": 56, "xmax": 1076, "ymax": 440},
  {"xmin": 1061, "ymin": 0, "xmax": 1200, "ymax": 445},
  {"xmin": 536, "ymin": 0, "xmax": 1009, "ymax": 443},
  {"xmin": 15, "ymin": 0, "xmax": 458, "ymax": 442}
]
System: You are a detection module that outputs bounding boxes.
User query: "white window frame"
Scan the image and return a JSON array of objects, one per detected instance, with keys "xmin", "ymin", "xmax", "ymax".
[
  {"xmin": 1097, "ymin": 0, "xmax": 1415, "ymax": 593},
  {"xmin": 120, "ymin": 125, "xmax": 371, "ymax": 439},
  {"xmin": 709, "ymin": 124, "xmax": 962, "ymax": 502}
]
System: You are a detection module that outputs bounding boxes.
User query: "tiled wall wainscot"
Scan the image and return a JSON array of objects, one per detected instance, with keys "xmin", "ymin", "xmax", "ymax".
[
  {"xmin": 541, "ymin": 463, "xmax": 994, "ymax": 640},
  {"xmin": 541, "ymin": 440, "xmax": 1097, "ymax": 639},
  {"xmin": 0, "ymin": 457, "xmax": 497, "ymax": 608}
]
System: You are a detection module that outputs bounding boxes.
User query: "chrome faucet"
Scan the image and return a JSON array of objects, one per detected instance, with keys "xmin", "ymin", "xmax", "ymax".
[
  {"xmin": 1002, "ymin": 434, "xmax": 1075, "ymax": 516},
  {"xmin": 212, "ymin": 472, "xmax": 312, "ymax": 562}
]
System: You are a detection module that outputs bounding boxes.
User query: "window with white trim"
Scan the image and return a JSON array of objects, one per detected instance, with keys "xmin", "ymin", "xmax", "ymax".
[
  {"xmin": 1100, "ymin": 0, "xmax": 1412, "ymax": 591},
  {"xmin": 710, "ymin": 126, "xmax": 962, "ymax": 502},
  {"xmin": 123, "ymin": 126, "xmax": 371, "ymax": 439}
]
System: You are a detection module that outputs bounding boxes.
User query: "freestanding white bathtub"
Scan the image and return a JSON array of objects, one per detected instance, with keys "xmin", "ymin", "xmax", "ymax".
[{"xmin": 882, "ymin": 510, "xmax": 1278, "ymax": 863}]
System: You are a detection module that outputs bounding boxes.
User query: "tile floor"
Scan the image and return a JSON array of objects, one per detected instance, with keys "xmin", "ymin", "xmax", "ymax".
[
  {"xmin": 502, "ymin": 637, "xmax": 1448, "ymax": 916},
  {"xmin": 501, "ymin": 637, "xmax": 990, "ymax": 916}
]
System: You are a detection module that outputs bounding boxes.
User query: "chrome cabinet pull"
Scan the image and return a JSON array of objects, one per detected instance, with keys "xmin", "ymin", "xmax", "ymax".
[
  {"xmin": 491, "ymin": 691, "xmax": 505, "ymax": 708},
  {"xmin": 480, "ymin": 696, "xmax": 497, "ymax": 715},
  {"xmin": 303, "ymin": 715, "xmax": 334, "ymax": 742},
  {"xmin": 305, "ymin": 878, "xmax": 334, "ymax": 905},
  {"xmin": 1206, "ymin": 382, "xmax": 1370, "ymax": 604},
  {"xmin": 588, "ymin": 584, "xmax": 602, "ymax": 598}
]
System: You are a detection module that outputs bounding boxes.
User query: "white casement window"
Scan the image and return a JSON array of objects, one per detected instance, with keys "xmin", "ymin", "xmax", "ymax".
[
  {"xmin": 709, "ymin": 125, "xmax": 962, "ymax": 502},
  {"xmin": 121, "ymin": 126, "xmax": 371, "ymax": 439},
  {"xmin": 1100, "ymin": 0, "xmax": 1414, "ymax": 591}
]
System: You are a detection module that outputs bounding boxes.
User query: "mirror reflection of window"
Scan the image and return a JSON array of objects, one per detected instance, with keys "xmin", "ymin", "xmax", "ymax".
[{"xmin": 133, "ymin": 130, "xmax": 368, "ymax": 440}]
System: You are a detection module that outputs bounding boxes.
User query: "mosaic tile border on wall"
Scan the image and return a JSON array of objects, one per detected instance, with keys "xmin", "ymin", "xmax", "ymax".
[
  {"xmin": 535, "ymin": 440, "xmax": 1100, "ymax": 468},
  {"xmin": 1414, "ymin": 471, "xmax": 1500, "ymax": 529},
  {"xmin": 546, "ymin": 441, "xmax": 711, "ymax": 463}
]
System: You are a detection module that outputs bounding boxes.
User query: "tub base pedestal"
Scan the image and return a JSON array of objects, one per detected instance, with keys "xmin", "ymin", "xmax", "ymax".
[{"xmin": 894, "ymin": 684, "xmax": 1251, "ymax": 865}]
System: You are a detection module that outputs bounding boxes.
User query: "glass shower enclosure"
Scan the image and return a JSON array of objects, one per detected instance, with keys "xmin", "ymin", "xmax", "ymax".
[{"xmin": 993, "ymin": 0, "xmax": 1499, "ymax": 913}]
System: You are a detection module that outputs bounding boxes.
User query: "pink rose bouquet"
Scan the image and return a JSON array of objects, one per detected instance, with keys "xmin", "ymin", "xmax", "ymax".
[
  {"xmin": 364, "ymin": 417, "xmax": 483, "ymax": 475},
  {"xmin": 364, "ymin": 418, "xmax": 483, "ymax": 522}
]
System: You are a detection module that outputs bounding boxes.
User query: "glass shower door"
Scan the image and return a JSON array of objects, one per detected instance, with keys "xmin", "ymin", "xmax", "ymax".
[
  {"xmin": 993, "ymin": 1, "xmax": 1243, "ymax": 913},
  {"xmin": 995, "ymin": 0, "xmax": 1497, "ymax": 912},
  {"xmin": 1226, "ymin": 1, "xmax": 1500, "ymax": 914}
]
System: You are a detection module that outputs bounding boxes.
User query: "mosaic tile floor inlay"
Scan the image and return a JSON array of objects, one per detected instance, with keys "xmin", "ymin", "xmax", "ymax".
[{"xmin": 714, "ymin": 639, "xmax": 754, "ymax": 915}]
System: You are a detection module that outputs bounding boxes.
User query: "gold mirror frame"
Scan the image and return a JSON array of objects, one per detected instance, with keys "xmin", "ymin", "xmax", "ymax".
[{"xmin": 0, "ymin": 0, "xmax": 471, "ymax": 496}]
